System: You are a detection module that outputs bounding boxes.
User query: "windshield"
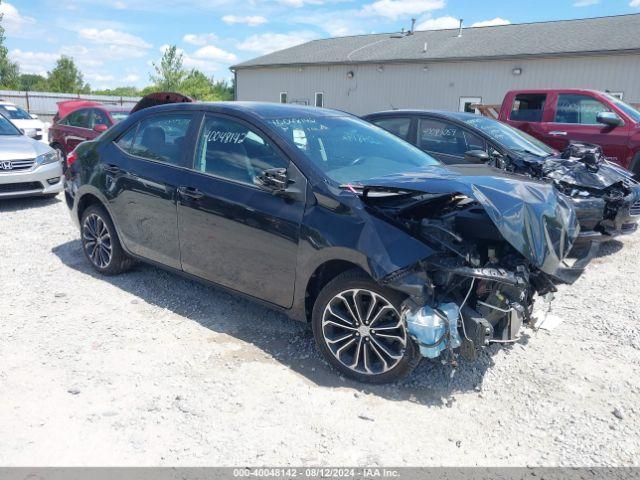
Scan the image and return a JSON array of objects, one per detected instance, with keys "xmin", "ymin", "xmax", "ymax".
[
  {"xmin": 109, "ymin": 111, "xmax": 130, "ymax": 124},
  {"xmin": 463, "ymin": 116, "xmax": 556, "ymax": 158},
  {"xmin": 0, "ymin": 114, "xmax": 22, "ymax": 135},
  {"xmin": 603, "ymin": 94, "xmax": 640, "ymax": 123},
  {"xmin": 0, "ymin": 104, "xmax": 32, "ymax": 120},
  {"xmin": 268, "ymin": 115, "xmax": 440, "ymax": 184}
]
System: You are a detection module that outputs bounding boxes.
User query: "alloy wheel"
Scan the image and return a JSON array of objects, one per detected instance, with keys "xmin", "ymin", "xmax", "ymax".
[
  {"xmin": 82, "ymin": 213, "xmax": 113, "ymax": 269},
  {"xmin": 321, "ymin": 288, "xmax": 407, "ymax": 375}
]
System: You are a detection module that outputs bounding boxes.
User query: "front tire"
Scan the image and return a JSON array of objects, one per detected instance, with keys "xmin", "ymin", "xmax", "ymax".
[
  {"xmin": 311, "ymin": 269, "xmax": 420, "ymax": 383},
  {"xmin": 80, "ymin": 204, "xmax": 134, "ymax": 275}
]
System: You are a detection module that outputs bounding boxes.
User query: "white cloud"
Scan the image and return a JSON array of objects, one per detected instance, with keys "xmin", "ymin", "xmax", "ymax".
[
  {"xmin": 237, "ymin": 31, "xmax": 318, "ymax": 55},
  {"xmin": 222, "ymin": 15, "xmax": 267, "ymax": 26},
  {"xmin": 8, "ymin": 49, "xmax": 58, "ymax": 76},
  {"xmin": 159, "ymin": 44, "xmax": 235, "ymax": 74},
  {"xmin": 291, "ymin": 11, "xmax": 365, "ymax": 36},
  {"xmin": 630, "ymin": 0, "xmax": 640, "ymax": 6},
  {"xmin": 573, "ymin": 0, "xmax": 599, "ymax": 5},
  {"xmin": 114, "ymin": 1, "xmax": 127, "ymax": 8},
  {"xmin": 192, "ymin": 45, "xmax": 237, "ymax": 63},
  {"xmin": 277, "ymin": 0, "xmax": 324, "ymax": 6},
  {"xmin": 85, "ymin": 73, "xmax": 115, "ymax": 82},
  {"xmin": 78, "ymin": 28, "xmax": 152, "ymax": 50},
  {"xmin": 0, "ymin": 2, "xmax": 37, "ymax": 37},
  {"xmin": 471, "ymin": 17, "xmax": 511, "ymax": 27},
  {"xmin": 361, "ymin": 0, "xmax": 444, "ymax": 20},
  {"xmin": 415, "ymin": 15, "xmax": 459, "ymax": 30},
  {"xmin": 183, "ymin": 33, "xmax": 220, "ymax": 46},
  {"xmin": 123, "ymin": 74, "xmax": 140, "ymax": 83}
]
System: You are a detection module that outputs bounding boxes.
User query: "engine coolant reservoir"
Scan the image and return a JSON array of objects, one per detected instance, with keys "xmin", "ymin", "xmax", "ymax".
[{"xmin": 405, "ymin": 303, "xmax": 461, "ymax": 359}]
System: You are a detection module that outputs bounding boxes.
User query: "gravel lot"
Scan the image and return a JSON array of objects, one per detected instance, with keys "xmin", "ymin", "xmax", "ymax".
[{"xmin": 1, "ymin": 195, "xmax": 639, "ymax": 466}]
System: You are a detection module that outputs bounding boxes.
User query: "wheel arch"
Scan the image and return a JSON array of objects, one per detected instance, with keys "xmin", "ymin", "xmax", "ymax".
[{"xmin": 303, "ymin": 259, "xmax": 369, "ymax": 322}]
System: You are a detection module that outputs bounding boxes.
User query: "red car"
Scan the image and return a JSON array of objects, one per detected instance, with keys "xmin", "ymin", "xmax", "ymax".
[
  {"xmin": 49, "ymin": 101, "xmax": 130, "ymax": 159},
  {"xmin": 498, "ymin": 89, "xmax": 640, "ymax": 175}
]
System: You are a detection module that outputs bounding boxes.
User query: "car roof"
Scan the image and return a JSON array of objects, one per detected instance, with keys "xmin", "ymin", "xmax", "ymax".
[
  {"xmin": 364, "ymin": 109, "xmax": 480, "ymax": 122},
  {"xmin": 505, "ymin": 88, "xmax": 604, "ymax": 95},
  {"xmin": 136, "ymin": 101, "xmax": 353, "ymax": 120}
]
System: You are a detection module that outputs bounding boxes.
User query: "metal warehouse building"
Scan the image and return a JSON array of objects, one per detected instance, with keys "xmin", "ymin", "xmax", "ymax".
[{"xmin": 232, "ymin": 14, "xmax": 640, "ymax": 115}]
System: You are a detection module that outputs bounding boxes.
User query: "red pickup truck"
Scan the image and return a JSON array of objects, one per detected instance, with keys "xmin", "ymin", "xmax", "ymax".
[{"xmin": 498, "ymin": 89, "xmax": 640, "ymax": 175}]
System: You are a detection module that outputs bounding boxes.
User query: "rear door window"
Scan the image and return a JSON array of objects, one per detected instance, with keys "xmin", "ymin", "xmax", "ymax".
[
  {"xmin": 129, "ymin": 113, "xmax": 194, "ymax": 166},
  {"xmin": 554, "ymin": 94, "xmax": 611, "ymax": 125},
  {"xmin": 370, "ymin": 117, "xmax": 412, "ymax": 140},
  {"xmin": 510, "ymin": 94, "xmax": 546, "ymax": 122},
  {"xmin": 418, "ymin": 118, "xmax": 485, "ymax": 156}
]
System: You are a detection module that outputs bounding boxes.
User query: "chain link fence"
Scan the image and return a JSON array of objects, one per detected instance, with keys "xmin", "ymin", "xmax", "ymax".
[{"xmin": 0, "ymin": 90, "xmax": 141, "ymax": 124}]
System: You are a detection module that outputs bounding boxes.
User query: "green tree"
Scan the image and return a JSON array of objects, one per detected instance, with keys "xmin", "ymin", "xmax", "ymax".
[
  {"xmin": 0, "ymin": 0, "xmax": 20, "ymax": 89},
  {"xmin": 19, "ymin": 73, "xmax": 47, "ymax": 91},
  {"xmin": 92, "ymin": 86, "xmax": 141, "ymax": 97},
  {"xmin": 149, "ymin": 45, "xmax": 186, "ymax": 91},
  {"xmin": 180, "ymin": 70, "xmax": 216, "ymax": 100},
  {"xmin": 47, "ymin": 56, "xmax": 90, "ymax": 93},
  {"xmin": 211, "ymin": 78, "xmax": 234, "ymax": 101}
]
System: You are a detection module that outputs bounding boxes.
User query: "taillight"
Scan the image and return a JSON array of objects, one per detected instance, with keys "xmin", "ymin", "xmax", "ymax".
[{"xmin": 67, "ymin": 150, "xmax": 78, "ymax": 168}]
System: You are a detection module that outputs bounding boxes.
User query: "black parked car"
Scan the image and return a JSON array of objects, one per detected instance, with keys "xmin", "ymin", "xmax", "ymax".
[
  {"xmin": 364, "ymin": 111, "xmax": 640, "ymax": 240},
  {"xmin": 65, "ymin": 101, "xmax": 591, "ymax": 383}
]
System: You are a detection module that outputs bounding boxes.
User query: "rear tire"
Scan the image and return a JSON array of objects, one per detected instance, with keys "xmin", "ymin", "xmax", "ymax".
[
  {"xmin": 80, "ymin": 204, "xmax": 134, "ymax": 275},
  {"xmin": 311, "ymin": 269, "xmax": 420, "ymax": 383}
]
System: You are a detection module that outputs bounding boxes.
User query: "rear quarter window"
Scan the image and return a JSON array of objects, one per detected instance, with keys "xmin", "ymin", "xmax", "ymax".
[
  {"xmin": 510, "ymin": 94, "xmax": 546, "ymax": 122},
  {"xmin": 370, "ymin": 117, "xmax": 412, "ymax": 140}
]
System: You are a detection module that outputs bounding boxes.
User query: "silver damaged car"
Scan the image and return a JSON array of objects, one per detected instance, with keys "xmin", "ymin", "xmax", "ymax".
[{"xmin": 0, "ymin": 114, "xmax": 63, "ymax": 199}]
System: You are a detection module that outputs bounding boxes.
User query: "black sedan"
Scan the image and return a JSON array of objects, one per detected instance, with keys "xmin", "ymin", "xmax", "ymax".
[
  {"xmin": 364, "ymin": 110, "xmax": 640, "ymax": 240},
  {"xmin": 65, "ymin": 101, "xmax": 590, "ymax": 383}
]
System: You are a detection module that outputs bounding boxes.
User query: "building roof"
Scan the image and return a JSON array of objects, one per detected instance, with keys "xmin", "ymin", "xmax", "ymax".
[{"xmin": 233, "ymin": 14, "xmax": 640, "ymax": 69}]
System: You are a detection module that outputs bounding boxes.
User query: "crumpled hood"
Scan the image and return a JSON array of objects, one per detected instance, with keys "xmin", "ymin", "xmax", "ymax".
[
  {"xmin": 521, "ymin": 152, "xmax": 637, "ymax": 191},
  {"xmin": 361, "ymin": 164, "xmax": 580, "ymax": 276}
]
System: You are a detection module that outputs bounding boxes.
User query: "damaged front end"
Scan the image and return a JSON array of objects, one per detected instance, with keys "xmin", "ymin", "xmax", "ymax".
[
  {"xmin": 354, "ymin": 170, "xmax": 594, "ymax": 363},
  {"xmin": 492, "ymin": 142, "xmax": 640, "ymax": 239}
]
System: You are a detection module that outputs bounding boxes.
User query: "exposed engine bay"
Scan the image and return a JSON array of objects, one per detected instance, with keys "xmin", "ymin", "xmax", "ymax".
[
  {"xmin": 347, "ymin": 168, "xmax": 595, "ymax": 364},
  {"xmin": 489, "ymin": 142, "xmax": 640, "ymax": 237}
]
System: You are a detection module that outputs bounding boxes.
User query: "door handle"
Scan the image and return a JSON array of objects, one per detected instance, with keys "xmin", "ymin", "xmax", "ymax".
[
  {"xmin": 549, "ymin": 131, "xmax": 568, "ymax": 136},
  {"xmin": 177, "ymin": 186, "xmax": 204, "ymax": 200}
]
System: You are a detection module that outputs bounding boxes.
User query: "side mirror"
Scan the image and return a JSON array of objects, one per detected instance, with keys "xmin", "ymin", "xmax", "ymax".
[
  {"xmin": 30, "ymin": 113, "xmax": 39, "ymax": 119},
  {"xmin": 257, "ymin": 167, "xmax": 289, "ymax": 193},
  {"xmin": 93, "ymin": 124, "xmax": 109, "ymax": 133},
  {"xmin": 464, "ymin": 149, "xmax": 490, "ymax": 164},
  {"xmin": 597, "ymin": 111, "xmax": 623, "ymax": 127}
]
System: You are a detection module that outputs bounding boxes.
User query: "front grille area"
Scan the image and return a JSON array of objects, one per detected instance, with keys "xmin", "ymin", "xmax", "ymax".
[
  {"xmin": 0, "ymin": 181, "xmax": 42, "ymax": 194},
  {"xmin": 630, "ymin": 201, "xmax": 640, "ymax": 216},
  {"xmin": 0, "ymin": 158, "xmax": 36, "ymax": 172}
]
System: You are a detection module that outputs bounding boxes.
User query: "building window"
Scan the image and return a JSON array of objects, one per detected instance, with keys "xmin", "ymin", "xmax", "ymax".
[
  {"xmin": 280, "ymin": 92, "xmax": 287, "ymax": 104},
  {"xmin": 315, "ymin": 92, "xmax": 324, "ymax": 108}
]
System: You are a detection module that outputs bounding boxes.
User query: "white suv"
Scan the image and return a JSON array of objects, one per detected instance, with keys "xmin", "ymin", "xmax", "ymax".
[{"xmin": 0, "ymin": 101, "xmax": 46, "ymax": 142}]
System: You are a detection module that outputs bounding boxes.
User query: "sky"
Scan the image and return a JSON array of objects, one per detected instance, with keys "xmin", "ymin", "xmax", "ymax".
[{"xmin": 3, "ymin": 0, "xmax": 640, "ymax": 90}]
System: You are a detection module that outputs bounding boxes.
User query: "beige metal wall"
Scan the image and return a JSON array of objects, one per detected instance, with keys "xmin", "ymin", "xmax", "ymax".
[{"xmin": 236, "ymin": 53, "xmax": 640, "ymax": 115}]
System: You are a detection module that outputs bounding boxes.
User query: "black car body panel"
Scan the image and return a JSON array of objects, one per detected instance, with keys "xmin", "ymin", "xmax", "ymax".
[
  {"xmin": 364, "ymin": 110, "xmax": 640, "ymax": 240},
  {"xmin": 65, "ymin": 101, "xmax": 593, "ymax": 368},
  {"xmin": 353, "ymin": 164, "xmax": 578, "ymax": 279}
]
